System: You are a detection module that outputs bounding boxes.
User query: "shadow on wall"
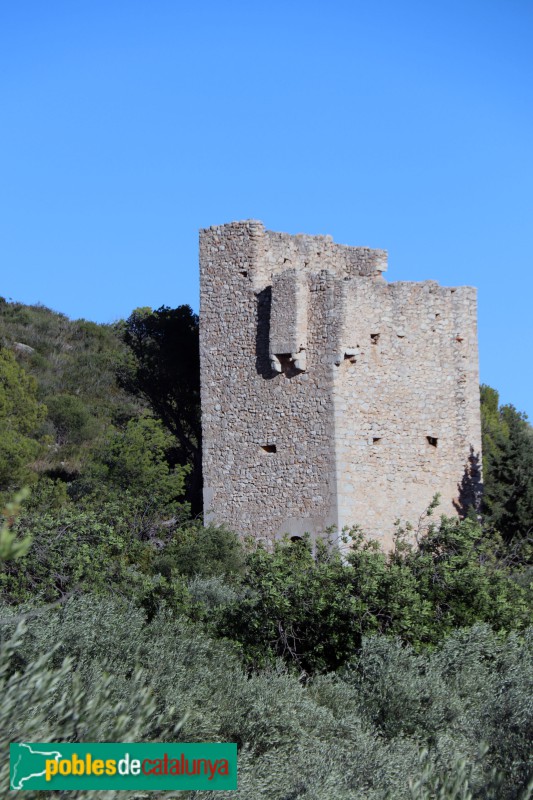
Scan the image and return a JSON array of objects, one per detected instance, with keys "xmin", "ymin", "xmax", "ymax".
[
  {"xmin": 454, "ymin": 446, "xmax": 483, "ymax": 517},
  {"xmin": 255, "ymin": 287, "xmax": 275, "ymax": 380}
]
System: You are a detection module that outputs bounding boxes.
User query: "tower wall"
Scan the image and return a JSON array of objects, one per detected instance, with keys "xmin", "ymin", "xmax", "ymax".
[
  {"xmin": 199, "ymin": 221, "xmax": 339, "ymax": 540},
  {"xmin": 333, "ymin": 277, "xmax": 481, "ymax": 549},
  {"xmin": 199, "ymin": 220, "xmax": 481, "ymax": 547}
]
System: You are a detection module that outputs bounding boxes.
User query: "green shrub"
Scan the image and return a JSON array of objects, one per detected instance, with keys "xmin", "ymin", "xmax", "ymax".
[
  {"xmin": 0, "ymin": 494, "xmax": 245, "ymax": 619},
  {"xmin": 481, "ymin": 385, "xmax": 533, "ymax": 547},
  {"xmin": 91, "ymin": 415, "xmax": 188, "ymax": 513},
  {"xmin": 46, "ymin": 393, "xmax": 98, "ymax": 446},
  {"xmin": 164, "ymin": 523, "xmax": 245, "ymax": 580},
  {"xmin": 0, "ymin": 496, "xmax": 190, "ymax": 613},
  {"xmin": 219, "ymin": 517, "xmax": 532, "ymax": 674},
  {"xmin": 1, "ymin": 595, "xmax": 531, "ymax": 799},
  {"xmin": 0, "ymin": 490, "xmax": 32, "ymax": 561},
  {"xmin": 0, "ymin": 349, "xmax": 46, "ymax": 492},
  {"xmin": 0, "ymin": 300, "xmax": 145, "ymax": 488}
]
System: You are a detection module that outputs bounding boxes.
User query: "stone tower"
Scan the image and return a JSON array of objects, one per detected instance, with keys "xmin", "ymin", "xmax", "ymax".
[{"xmin": 199, "ymin": 220, "xmax": 482, "ymax": 550}]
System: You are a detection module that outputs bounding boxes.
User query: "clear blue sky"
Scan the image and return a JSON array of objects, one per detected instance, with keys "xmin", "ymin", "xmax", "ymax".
[{"xmin": 1, "ymin": 1, "xmax": 531, "ymax": 416}]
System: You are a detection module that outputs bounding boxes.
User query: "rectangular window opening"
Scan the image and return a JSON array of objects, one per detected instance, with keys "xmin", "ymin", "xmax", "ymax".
[
  {"xmin": 426, "ymin": 436, "xmax": 438, "ymax": 448},
  {"xmin": 261, "ymin": 444, "xmax": 277, "ymax": 453}
]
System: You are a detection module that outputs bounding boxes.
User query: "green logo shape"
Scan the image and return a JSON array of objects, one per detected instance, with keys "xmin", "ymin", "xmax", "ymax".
[{"xmin": 10, "ymin": 742, "xmax": 237, "ymax": 791}]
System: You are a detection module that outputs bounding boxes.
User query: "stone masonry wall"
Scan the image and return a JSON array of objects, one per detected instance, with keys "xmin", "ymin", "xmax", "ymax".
[
  {"xmin": 199, "ymin": 220, "xmax": 482, "ymax": 548},
  {"xmin": 333, "ymin": 277, "xmax": 481, "ymax": 550}
]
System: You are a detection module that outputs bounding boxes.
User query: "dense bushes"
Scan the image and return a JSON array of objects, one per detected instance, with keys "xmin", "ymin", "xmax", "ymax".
[
  {"xmin": 0, "ymin": 348, "xmax": 46, "ymax": 493},
  {"xmin": 2, "ymin": 496, "xmax": 531, "ymax": 670},
  {"xmin": 481, "ymin": 385, "xmax": 533, "ymax": 549},
  {"xmin": 1, "ymin": 595, "xmax": 532, "ymax": 799},
  {"xmin": 86, "ymin": 415, "xmax": 189, "ymax": 513},
  {"xmin": 3, "ymin": 489, "xmax": 529, "ymax": 795},
  {"xmin": 218, "ymin": 518, "xmax": 532, "ymax": 673},
  {"xmin": 118, "ymin": 304, "xmax": 202, "ymax": 510},
  {"xmin": 0, "ymin": 491, "xmax": 243, "ymax": 618},
  {"xmin": 46, "ymin": 393, "xmax": 98, "ymax": 446},
  {"xmin": 0, "ymin": 300, "xmax": 144, "ymax": 484}
]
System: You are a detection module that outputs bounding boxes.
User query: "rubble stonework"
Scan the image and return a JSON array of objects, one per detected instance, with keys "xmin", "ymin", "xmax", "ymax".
[{"xmin": 199, "ymin": 220, "xmax": 482, "ymax": 550}]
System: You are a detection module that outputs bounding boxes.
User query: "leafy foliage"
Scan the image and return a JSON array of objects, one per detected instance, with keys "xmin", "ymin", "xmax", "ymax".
[
  {"xmin": 0, "ymin": 348, "xmax": 46, "ymax": 492},
  {"xmin": 1, "ymin": 594, "xmax": 532, "ymax": 799},
  {"xmin": 0, "ymin": 489, "xmax": 32, "ymax": 561},
  {"xmin": 219, "ymin": 517, "xmax": 532, "ymax": 674},
  {"xmin": 1, "ymin": 497, "xmax": 154, "ymax": 605},
  {"xmin": 0, "ymin": 299, "xmax": 143, "ymax": 482},
  {"xmin": 46, "ymin": 393, "xmax": 98, "ymax": 446},
  {"xmin": 0, "ymin": 494, "xmax": 171, "ymax": 800},
  {"xmin": 481, "ymin": 385, "xmax": 533, "ymax": 546},
  {"xmin": 119, "ymin": 305, "xmax": 200, "ymax": 460},
  {"xmin": 163, "ymin": 524, "xmax": 245, "ymax": 580},
  {"xmin": 87, "ymin": 415, "xmax": 189, "ymax": 512},
  {"xmin": 0, "ymin": 489, "xmax": 245, "ymax": 623},
  {"xmin": 119, "ymin": 305, "xmax": 201, "ymax": 508}
]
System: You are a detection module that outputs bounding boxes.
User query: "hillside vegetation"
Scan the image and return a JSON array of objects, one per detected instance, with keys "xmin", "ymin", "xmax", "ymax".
[
  {"xmin": 0, "ymin": 297, "xmax": 532, "ymax": 799},
  {"xmin": 0, "ymin": 297, "xmax": 143, "ymax": 482}
]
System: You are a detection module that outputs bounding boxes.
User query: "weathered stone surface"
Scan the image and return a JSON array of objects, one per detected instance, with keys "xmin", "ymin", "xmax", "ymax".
[
  {"xmin": 13, "ymin": 342, "xmax": 35, "ymax": 354},
  {"xmin": 199, "ymin": 221, "xmax": 482, "ymax": 550}
]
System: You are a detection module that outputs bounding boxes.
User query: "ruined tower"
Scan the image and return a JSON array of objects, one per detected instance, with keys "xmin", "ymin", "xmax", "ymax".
[{"xmin": 199, "ymin": 220, "xmax": 482, "ymax": 550}]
